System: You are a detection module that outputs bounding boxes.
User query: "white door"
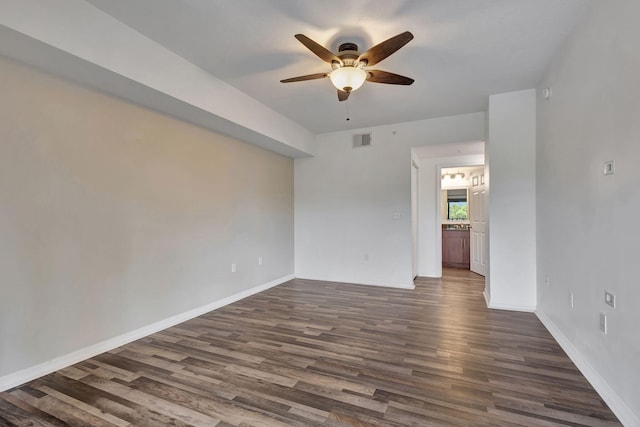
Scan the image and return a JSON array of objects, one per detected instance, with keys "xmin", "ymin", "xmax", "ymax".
[{"xmin": 470, "ymin": 176, "xmax": 487, "ymax": 276}]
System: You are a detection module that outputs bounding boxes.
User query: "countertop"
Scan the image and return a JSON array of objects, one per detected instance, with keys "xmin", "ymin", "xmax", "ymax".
[{"xmin": 443, "ymin": 225, "xmax": 471, "ymax": 231}]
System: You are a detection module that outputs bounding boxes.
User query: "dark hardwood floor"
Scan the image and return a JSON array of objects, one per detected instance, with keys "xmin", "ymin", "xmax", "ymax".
[{"xmin": 0, "ymin": 269, "xmax": 621, "ymax": 426}]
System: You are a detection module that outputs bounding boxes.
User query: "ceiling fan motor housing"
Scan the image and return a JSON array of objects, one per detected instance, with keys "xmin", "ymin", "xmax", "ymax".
[
  {"xmin": 334, "ymin": 42, "xmax": 361, "ymax": 68},
  {"xmin": 338, "ymin": 42, "xmax": 358, "ymax": 52}
]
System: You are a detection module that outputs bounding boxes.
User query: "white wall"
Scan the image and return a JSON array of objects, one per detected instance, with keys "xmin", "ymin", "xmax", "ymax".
[
  {"xmin": 413, "ymin": 143, "xmax": 484, "ymax": 278},
  {"xmin": 486, "ymin": 89, "xmax": 537, "ymax": 311},
  {"xmin": 536, "ymin": 1, "xmax": 640, "ymax": 424},
  {"xmin": 0, "ymin": 57, "xmax": 294, "ymax": 384},
  {"xmin": 295, "ymin": 113, "xmax": 485, "ymax": 288}
]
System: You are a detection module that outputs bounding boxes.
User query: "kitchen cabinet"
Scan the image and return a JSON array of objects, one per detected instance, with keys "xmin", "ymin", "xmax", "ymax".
[{"xmin": 442, "ymin": 229, "xmax": 470, "ymax": 268}]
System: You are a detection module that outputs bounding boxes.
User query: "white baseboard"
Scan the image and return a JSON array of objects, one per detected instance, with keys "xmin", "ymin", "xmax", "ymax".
[
  {"xmin": 486, "ymin": 302, "xmax": 536, "ymax": 312},
  {"xmin": 536, "ymin": 310, "xmax": 639, "ymax": 427},
  {"xmin": 0, "ymin": 274, "xmax": 294, "ymax": 392},
  {"xmin": 482, "ymin": 289, "xmax": 535, "ymax": 313},
  {"xmin": 484, "ymin": 294, "xmax": 536, "ymax": 312},
  {"xmin": 295, "ymin": 275, "xmax": 415, "ymax": 290}
]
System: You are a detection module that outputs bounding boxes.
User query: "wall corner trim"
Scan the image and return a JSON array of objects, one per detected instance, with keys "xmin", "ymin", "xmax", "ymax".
[
  {"xmin": 482, "ymin": 289, "xmax": 490, "ymax": 308},
  {"xmin": 536, "ymin": 310, "xmax": 639, "ymax": 427},
  {"xmin": 0, "ymin": 274, "xmax": 294, "ymax": 392}
]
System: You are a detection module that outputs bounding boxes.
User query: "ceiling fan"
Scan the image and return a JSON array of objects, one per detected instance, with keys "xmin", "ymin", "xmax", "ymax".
[{"xmin": 281, "ymin": 31, "xmax": 415, "ymax": 101}]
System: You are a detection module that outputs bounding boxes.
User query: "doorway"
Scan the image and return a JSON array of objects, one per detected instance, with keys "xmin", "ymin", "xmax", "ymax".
[{"xmin": 440, "ymin": 166, "xmax": 485, "ymax": 275}]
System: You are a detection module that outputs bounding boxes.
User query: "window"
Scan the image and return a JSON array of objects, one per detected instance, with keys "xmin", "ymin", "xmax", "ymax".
[
  {"xmin": 447, "ymin": 189, "xmax": 468, "ymax": 220},
  {"xmin": 448, "ymin": 201, "xmax": 468, "ymax": 220}
]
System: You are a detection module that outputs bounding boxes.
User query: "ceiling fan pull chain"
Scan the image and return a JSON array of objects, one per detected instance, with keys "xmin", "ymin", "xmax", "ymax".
[{"xmin": 346, "ymin": 99, "xmax": 350, "ymax": 121}]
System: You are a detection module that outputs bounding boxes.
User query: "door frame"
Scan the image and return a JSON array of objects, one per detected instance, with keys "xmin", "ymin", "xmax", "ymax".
[
  {"xmin": 411, "ymin": 160, "xmax": 419, "ymax": 279},
  {"xmin": 411, "ymin": 141, "xmax": 485, "ymax": 279},
  {"xmin": 436, "ymin": 162, "xmax": 485, "ymax": 275}
]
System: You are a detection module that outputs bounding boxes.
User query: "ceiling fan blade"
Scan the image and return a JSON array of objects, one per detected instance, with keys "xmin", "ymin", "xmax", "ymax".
[
  {"xmin": 358, "ymin": 31, "xmax": 414, "ymax": 66},
  {"xmin": 366, "ymin": 70, "xmax": 414, "ymax": 85},
  {"xmin": 280, "ymin": 73, "xmax": 328, "ymax": 83},
  {"xmin": 295, "ymin": 34, "xmax": 342, "ymax": 65},
  {"xmin": 337, "ymin": 89, "xmax": 350, "ymax": 102}
]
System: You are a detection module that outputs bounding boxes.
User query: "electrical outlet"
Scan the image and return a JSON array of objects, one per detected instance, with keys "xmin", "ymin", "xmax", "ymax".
[
  {"xmin": 544, "ymin": 276, "xmax": 550, "ymax": 287},
  {"xmin": 605, "ymin": 291, "xmax": 615, "ymax": 308},
  {"xmin": 603, "ymin": 160, "xmax": 615, "ymax": 176},
  {"xmin": 599, "ymin": 313, "xmax": 608, "ymax": 334},
  {"xmin": 258, "ymin": 257, "xmax": 262, "ymax": 266},
  {"xmin": 231, "ymin": 263, "xmax": 236, "ymax": 273},
  {"xmin": 570, "ymin": 292, "xmax": 574, "ymax": 308},
  {"xmin": 392, "ymin": 211, "xmax": 402, "ymax": 220}
]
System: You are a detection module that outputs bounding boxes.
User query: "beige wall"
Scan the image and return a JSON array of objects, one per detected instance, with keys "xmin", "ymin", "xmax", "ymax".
[{"xmin": 0, "ymin": 56, "xmax": 294, "ymax": 377}]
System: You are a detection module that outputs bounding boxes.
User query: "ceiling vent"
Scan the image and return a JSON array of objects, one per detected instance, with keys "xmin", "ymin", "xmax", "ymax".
[{"xmin": 352, "ymin": 132, "xmax": 372, "ymax": 148}]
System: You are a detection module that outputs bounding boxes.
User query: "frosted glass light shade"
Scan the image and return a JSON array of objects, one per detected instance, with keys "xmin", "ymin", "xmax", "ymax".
[{"xmin": 329, "ymin": 67, "xmax": 367, "ymax": 92}]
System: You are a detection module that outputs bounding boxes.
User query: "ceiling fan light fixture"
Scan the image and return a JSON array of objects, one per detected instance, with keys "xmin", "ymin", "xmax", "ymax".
[
  {"xmin": 329, "ymin": 67, "xmax": 367, "ymax": 93},
  {"xmin": 442, "ymin": 172, "xmax": 466, "ymax": 180}
]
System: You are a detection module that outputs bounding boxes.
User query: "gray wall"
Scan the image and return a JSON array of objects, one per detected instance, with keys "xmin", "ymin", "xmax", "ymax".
[
  {"xmin": 536, "ymin": 1, "xmax": 640, "ymax": 423},
  {"xmin": 0, "ymin": 56, "xmax": 294, "ymax": 378}
]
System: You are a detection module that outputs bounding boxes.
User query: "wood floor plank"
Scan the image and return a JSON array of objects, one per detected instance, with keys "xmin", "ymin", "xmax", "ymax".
[
  {"xmin": 36, "ymin": 373, "xmax": 194, "ymax": 427},
  {"xmin": 0, "ymin": 394, "xmax": 64, "ymax": 427},
  {"xmin": 0, "ymin": 269, "xmax": 621, "ymax": 426}
]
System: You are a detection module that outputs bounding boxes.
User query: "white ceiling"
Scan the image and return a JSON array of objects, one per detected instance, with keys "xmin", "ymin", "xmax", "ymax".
[{"xmin": 76, "ymin": 1, "xmax": 588, "ymax": 133}]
